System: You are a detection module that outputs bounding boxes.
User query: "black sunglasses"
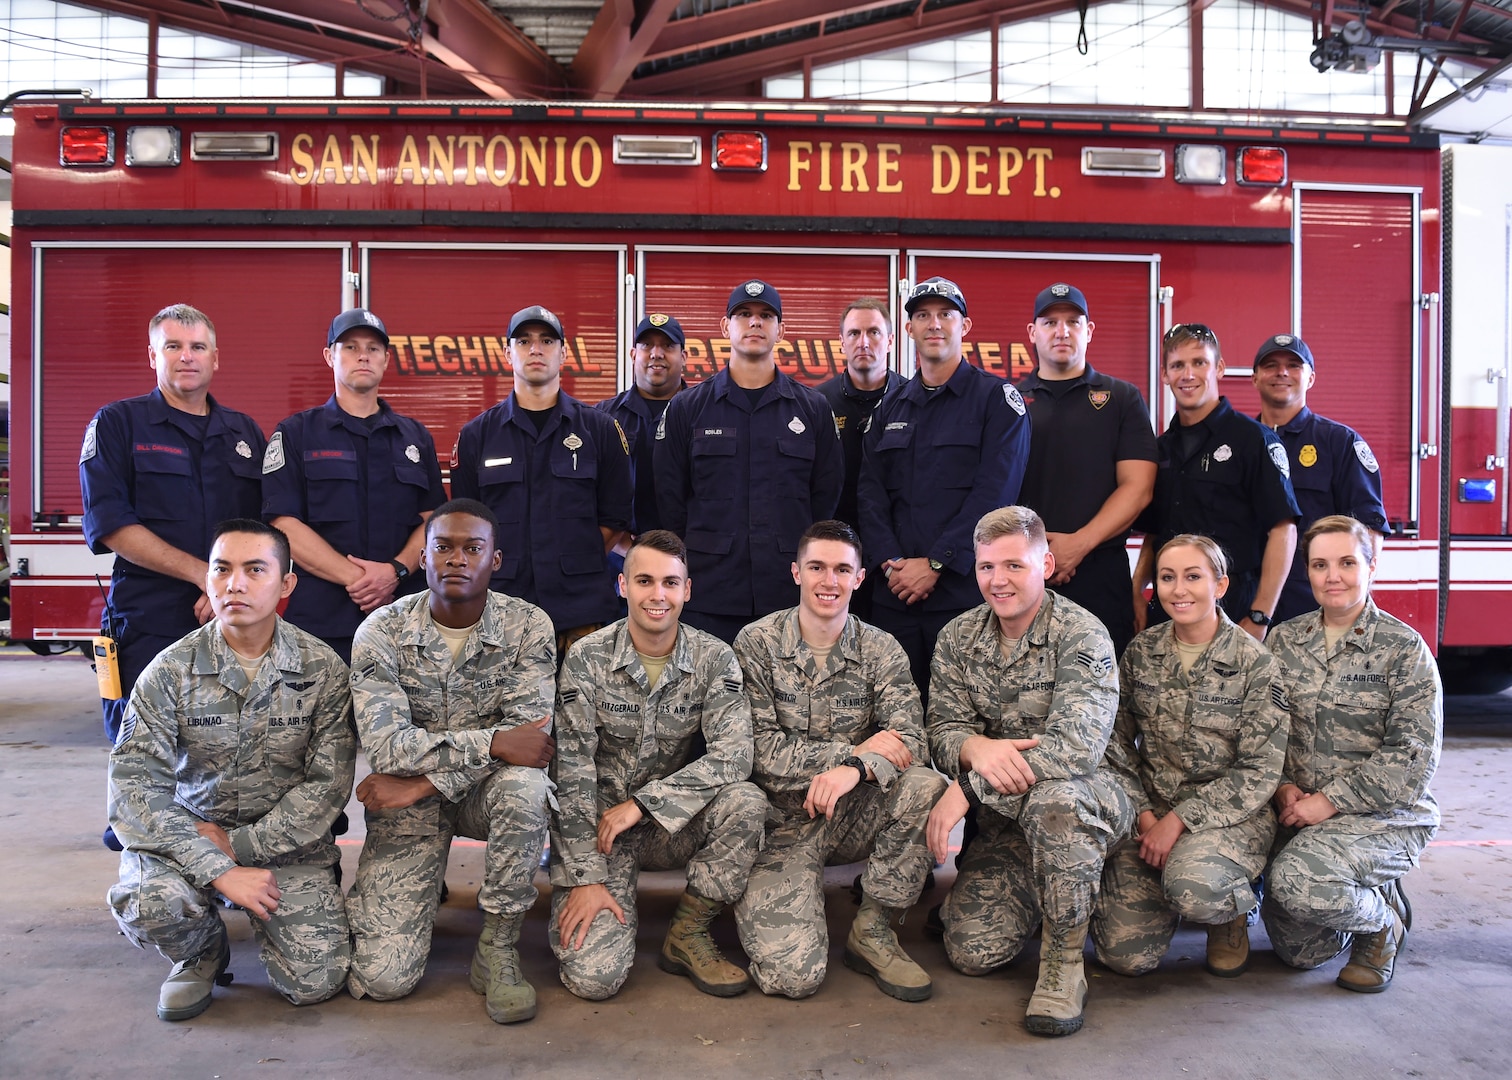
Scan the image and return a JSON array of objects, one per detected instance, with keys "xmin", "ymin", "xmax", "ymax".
[{"xmin": 1162, "ymin": 322, "xmax": 1219, "ymax": 346}]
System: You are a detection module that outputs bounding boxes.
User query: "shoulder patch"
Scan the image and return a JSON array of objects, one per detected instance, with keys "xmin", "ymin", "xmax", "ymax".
[
  {"xmin": 1353, "ymin": 439, "xmax": 1379, "ymax": 474},
  {"xmin": 1267, "ymin": 442, "xmax": 1291, "ymax": 479},
  {"xmin": 614, "ymin": 419, "xmax": 629, "ymax": 456},
  {"xmin": 1075, "ymin": 650, "xmax": 1114, "ymax": 678},
  {"xmin": 723, "ymin": 678, "xmax": 742, "ymax": 693},
  {"xmin": 116, "ymin": 709, "xmax": 136, "ymax": 746},
  {"xmin": 1004, "ymin": 384, "xmax": 1026, "ymax": 416},
  {"xmin": 1270, "ymin": 683, "xmax": 1291, "ymax": 711},
  {"xmin": 560, "ymin": 688, "xmax": 579, "ymax": 704},
  {"xmin": 262, "ymin": 430, "xmax": 286, "ymax": 474},
  {"xmin": 80, "ymin": 418, "xmax": 98, "ymax": 464}
]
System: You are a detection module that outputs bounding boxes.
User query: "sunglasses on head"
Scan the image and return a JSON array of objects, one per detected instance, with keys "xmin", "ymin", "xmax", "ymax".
[{"xmin": 1162, "ymin": 323, "xmax": 1220, "ymax": 347}]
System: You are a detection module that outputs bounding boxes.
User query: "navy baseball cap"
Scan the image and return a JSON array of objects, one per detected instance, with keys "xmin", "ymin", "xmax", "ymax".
[
  {"xmin": 1033, "ymin": 283, "xmax": 1089, "ymax": 320},
  {"xmin": 1254, "ymin": 333, "xmax": 1315, "ymax": 369},
  {"xmin": 328, "ymin": 308, "xmax": 389, "ymax": 346},
  {"xmin": 905, "ymin": 276, "xmax": 968, "ymax": 317},
  {"xmin": 727, "ymin": 280, "xmax": 782, "ymax": 319},
  {"xmin": 635, "ymin": 313, "xmax": 686, "ymax": 348},
  {"xmin": 508, "ymin": 305, "xmax": 565, "ymax": 339}
]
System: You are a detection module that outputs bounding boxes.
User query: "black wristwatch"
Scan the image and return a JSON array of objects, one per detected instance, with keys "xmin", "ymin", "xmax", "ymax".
[
  {"xmin": 1247, "ymin": 609, "xmax": 1272, "ymax": 627},
  {"xmin": 842, "ymin": 756, "xmax": 868, "ymax": 782},
  {"xmin": 388, "ymin": 559, "xmax": 410, "ymax": 581}
]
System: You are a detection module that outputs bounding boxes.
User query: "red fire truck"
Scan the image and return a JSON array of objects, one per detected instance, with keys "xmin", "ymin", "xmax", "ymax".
[{"xmin": 4, "ymin": 99, "xmax": 1507, "ymax": 685}]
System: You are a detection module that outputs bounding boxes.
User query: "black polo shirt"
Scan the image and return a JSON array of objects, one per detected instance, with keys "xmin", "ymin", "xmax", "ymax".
[
  {"xmin": 816, "ymin": 369, "xmax": 900, "ymax": 531},
  {"xmin": 1017, "ymin": 363, "xmax": 1157, "ymax": 550},
  {"xmin": 1136, "ymin": 396, "xmax": 1300, "ymax": 584}
]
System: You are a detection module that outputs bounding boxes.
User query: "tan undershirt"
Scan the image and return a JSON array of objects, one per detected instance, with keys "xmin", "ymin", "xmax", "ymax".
[
  {"xmin": 230, "ymin": 647, "xmax": 267, "ymax": 683},
  {"xmin": 1172, "ymin": 636, "xmax": 1209, "ymax": 674},
  {"xmin": 637, "ymin": 649, "xmax": 672, "ymax": 690},
  {"xmin": 431, "ymin": 615, "xmax": 480, "ymax": 665},
  {"xmin": 997, "ymin": 633, "xmax": 1021, "ymax": 661},
  {"xmin": 1324, "ymin": 623, "xmax": 1351, "ymax": 651}
]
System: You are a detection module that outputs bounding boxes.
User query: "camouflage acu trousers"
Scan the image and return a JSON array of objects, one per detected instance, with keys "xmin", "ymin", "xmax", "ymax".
[
  {"xmin": 942, "ymin": 772, "xmax": 1133, "ymax": 977},
  {"xmin": 1091, "ymin": 810, "xmax": 1274, "ymax": 976},
  {"xmin": 348, "ymin": 764, "xmax": 550, "ymax": 1001},
  {"xmin": 108, "ymin": 851, "xmax": 350, "ymax": 1005},
  {"xmin": 730, "ymin": 767, "xmax": 945, "ymax": 998},
  {"xmin": 549, "ymin": 781, "xmax": 767, "ymax": 1000},
  {"xmin": 1262, "ymin": 820, "xmax": 1433, "ymax": 969}
]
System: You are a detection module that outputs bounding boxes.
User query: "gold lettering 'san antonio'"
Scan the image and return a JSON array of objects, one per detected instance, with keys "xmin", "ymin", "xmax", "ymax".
[{"xmin": 288, "ymin": 132, "xmax": 603, "ymax": 188}]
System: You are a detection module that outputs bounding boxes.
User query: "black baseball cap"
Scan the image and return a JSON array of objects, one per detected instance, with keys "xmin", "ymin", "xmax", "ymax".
[
  {"xmin": 1033, "ymin": 283, "xmax": 1089, "ymax": 320},
  {"xmin": 328, "ymin": 308, "xmax": 389, "ymax": 346},
  {"xmin": 905, "ymin": 277, "xmax": 968, "ymax": 317},
  {"xmin": 635, "ymin": 313, "xmax": 686, "ymax": 348},
  {"xmin": 508, "ymin": 305, "xmax": 565, "ymax": 339},
  {"xmin": 1254, "ymin": 333, "xmax": 1315, "ymax": 369},
  {"xmin": 727, "ymin": 280, "xmax": 782, "ymax": 319}
]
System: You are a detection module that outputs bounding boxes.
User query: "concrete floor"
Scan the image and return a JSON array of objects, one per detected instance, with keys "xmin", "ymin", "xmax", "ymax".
[{"xmin": 2, "ymin": 648, "xmax": 1510, "ymax": 1080}]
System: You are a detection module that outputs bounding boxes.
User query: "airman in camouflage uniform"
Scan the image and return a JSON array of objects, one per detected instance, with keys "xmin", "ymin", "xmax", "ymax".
[
  {"xmin": 549, "ymin": 566, "xmax": 766, "ymax": 1000},
  {"xmin": 926, "ymin": 507, "xmax": 1133, "ymax": 1037},
  {"xmin": 107, "ymin": 520, "xmax": 355, "ymax": 1021},
  {"xmin": 734, "ymin": 548, "xmax": 947, "ymax": 1001},
  {"xmin": 1263, "ymin": 597, "xmax": 1440, "ymax": 984},
  {"xmin": 1094, "ymin": 612, "xmax": 1286, "ymax": 978},
  {"xmin": 345, "ymin": 499, "xmax": 557, "ymax": 1024}
]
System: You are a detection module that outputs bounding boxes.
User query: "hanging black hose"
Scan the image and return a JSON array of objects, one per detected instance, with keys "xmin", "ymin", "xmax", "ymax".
[{"xmin": 1077, "ymin": 0, "xmax": 1090, "ymax": 56}]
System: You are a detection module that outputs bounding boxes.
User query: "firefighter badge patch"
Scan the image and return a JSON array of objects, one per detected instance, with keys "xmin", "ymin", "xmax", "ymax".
[
  {"xmin": 1268, "ymin": 442, "xmax": 1291, "ymax": 478},
  {"xmin": 80, "ymin": 418, "xmax": 98, "ymax": 463},
  {"xmin": 1089, "ymin": 389, "xmax": 1111, "ymax": 410},
  {"xmin": 1299, "ymin": 444, "xmax": 1318, "ymax": 468},
  {"xmin": 1354, "ymin": 440, "xmax": 1379, "ymax": 473},
  {"xmin": 262, "ymin": 431, "xmax": 285, "ymax": 474},
  {"xmin": 1004, "ymin": 385, "xmax": 1026, "ymax": 415},
  {"xmin": 406, "ymin": 444, "xmax": 421, "ymax": 463}
]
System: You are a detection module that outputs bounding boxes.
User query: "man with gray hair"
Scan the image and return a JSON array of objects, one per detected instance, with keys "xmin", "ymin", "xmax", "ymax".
[{"xmin": 926, "ymin": 506, "xmax": 1133, "ymax": 1038}]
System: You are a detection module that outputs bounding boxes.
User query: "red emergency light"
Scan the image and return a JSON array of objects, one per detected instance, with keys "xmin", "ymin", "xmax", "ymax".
[
  {"xmin": 713, "ymin": 131, "xmax": 767, "ymax": 172},
  {"xmin": 60, "ymin": 126, "xmax": 115, "ymax": 167},
  {"xmin": 1237, "ymin": 146, "xmax": 1287, "ymax": 186}
]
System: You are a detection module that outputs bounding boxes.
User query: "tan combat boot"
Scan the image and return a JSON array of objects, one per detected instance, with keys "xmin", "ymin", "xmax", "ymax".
[
  {"xmin": 1337, "ymin": 879, "xmax": 1411, "ymax": 993},
  {"xmin": 1205, "ymin": 914, "xmax": 1251, "ymax": 977},
  {"xmin": 658, "ymin": 891, "xmax": 750, "ymax": 997},
  {"xmin": 157, "ymin": 922, "xmax": 231, "ymax": 1021},
  {"xmin": 470, "ymin": 910, "xmax": 537, "ymax": 1023},
  {"xmin": 842, "ymin": 894, "xmax": 933, "ymax": 1002},
  {"xmin": 1025, "ymin": 917, "xmax": 1090, "ymax": 1037}
]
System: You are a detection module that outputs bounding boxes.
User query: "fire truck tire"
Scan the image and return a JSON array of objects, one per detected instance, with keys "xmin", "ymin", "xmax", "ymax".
[{"xmin": 1437, "ymin": 650, "xmax": 1512, "ymax": 696}]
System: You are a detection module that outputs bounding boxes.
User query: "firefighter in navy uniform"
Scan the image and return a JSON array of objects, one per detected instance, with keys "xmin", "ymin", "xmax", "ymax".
[
  {"xmin": 595, "ymin": 313, "xmax": 689, "ymax": 537},
  {"xmin": 1132, "ymin": 323, "xmax": 1300, "ymax": 640},
  {"xmin": 262, "ymin": 308, "xmax": 446, "ymax": 664},
  {"xmin": 653, "ymin": 280, "xmax": 844, "ymax": 644},
  {"xmin": 81, "ymin": 303, "xmax": 266, "ymax": 849},
  {"xmin": 81, "ymin": 305, "xmax": 265, "ymax": 739},
  {"xmin": 1016, "ymin": 283, "xmax": 1156, "ymax": 656},
  {"xmin": 856, "ymin": 277, "xmax": 1032, "ymax": 696},
  {"xmin": 816, "ymin": 298, "xmax": 903, "ymax": 623},
  {"xmin": 1251, "ymin": 333, "xmax": 1389, "ymax": 625},
  {"xmin": 452, "ymin": 305, "xmax": 633, "ymax": 657}
]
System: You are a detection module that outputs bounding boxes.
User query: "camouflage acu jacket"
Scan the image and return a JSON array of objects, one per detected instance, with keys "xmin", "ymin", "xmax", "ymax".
[
  {"xmin": 549, "ymin": 620, "xmax": 754, "ymax": 887},
  {"xmin": 736, "ymin": 608, "xmax": 926, "ymax": 817},
  {"xmin": 108, "ymin": 618, "xmax": 355, "ymax": 887},
  {"xmin": 927, "ymin": 593, "xmax": 1116, "ymax": 811},
  {"xmin": 1267, "ymin": 599, "xmax": 1441, "ymax": 830},
  {"xmin": 1104, "ymin": 614, "xmax": 1286, "ymax": 831},
  {"xmin": 351, "ymin": 590, "xmax": 556, "ymax": 802}
]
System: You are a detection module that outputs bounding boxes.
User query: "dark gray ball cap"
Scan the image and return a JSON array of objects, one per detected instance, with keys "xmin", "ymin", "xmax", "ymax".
[
  {"xmin": 1033, "ymin": 283, "xmax": 1089, "ymax": 320},
  {"xmin": 508, "ymin": 305, "xmax": 564, "ymax": 339},
  {"xmin": 727, "ymin": 280, "xmax": 782, "ymax": 319},
  {"xmin": 905, "ymin": 276, "xmax": 968, "ymax": 317},
  {"xmin": 635, "ymin": 313, "xmax": 686, "ymax": 347},
  {"xmin": 1254, "ymin": 333, "xmax": 1315, "ymax": 368},
  {"xmin": 328, "ymin": 307, "xmax": 389, "ymax": 346}
]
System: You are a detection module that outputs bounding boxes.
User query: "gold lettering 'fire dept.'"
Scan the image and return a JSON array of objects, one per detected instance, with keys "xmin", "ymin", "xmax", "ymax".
[{"xmin": 287, "ymin": 132, "xmax": 1057, "ymax": 198}]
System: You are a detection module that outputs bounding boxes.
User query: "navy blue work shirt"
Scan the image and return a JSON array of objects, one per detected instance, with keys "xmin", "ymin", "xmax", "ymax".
[
  {"xmin": 80, "ymin": 389, "xmax": 266, "ymax": 641},
  {"xmin": 816, "ymin": 370, "xmax": 901, "ymax": 532},
  {"xmin": 1137, "ymin": 396, "xmax": 1300, "ymax": 603},
  {"xmin": 595, "ymin": 383, "xmax": 685, "ymax": 534},
  {"xmin": 858, "ymin": 360, "xmax": 1032, "ymax": 614},
  {"xmin": 1263, "ymin": 406, "xmax": 1388, "ymax": 623},
  {"xmin": 261, "ymin": 395, "xmax": 446, "ymax": 640},
  {"xmin": 653, "ymin": 367, "xmax": 843, "ymax": 619},
  {"xmin": 452, "ymin": 392, "xmax": 632, "ymax": 631}
]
